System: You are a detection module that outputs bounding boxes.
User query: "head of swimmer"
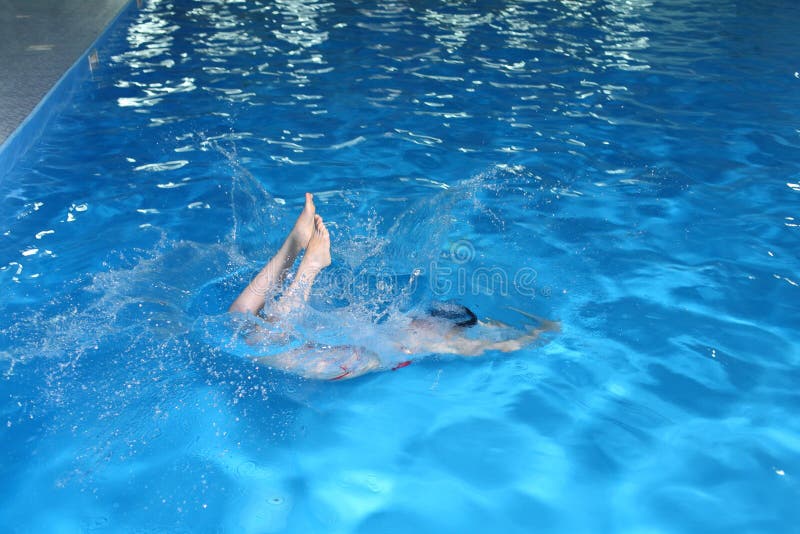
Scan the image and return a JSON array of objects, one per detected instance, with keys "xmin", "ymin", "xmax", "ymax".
[{"xmin": 410, "ymin": 301, "xmax": 478, "ymax": 331}]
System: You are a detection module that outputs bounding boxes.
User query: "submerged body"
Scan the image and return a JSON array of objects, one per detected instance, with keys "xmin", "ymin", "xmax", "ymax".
[{"xmin": 228, "ymin": 193, "xmax": 558, "ymax": 380}]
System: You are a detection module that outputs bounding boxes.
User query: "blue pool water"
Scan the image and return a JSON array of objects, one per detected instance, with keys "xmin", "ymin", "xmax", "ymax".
[{"xmin": 2, "ymin": 0, "xmax": 799, "ymax": 531}]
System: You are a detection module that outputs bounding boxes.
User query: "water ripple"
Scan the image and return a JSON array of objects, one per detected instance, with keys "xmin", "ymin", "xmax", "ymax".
[{"xmin": 3, "ymin": 0, "xmax": 800, "ymax": 531}]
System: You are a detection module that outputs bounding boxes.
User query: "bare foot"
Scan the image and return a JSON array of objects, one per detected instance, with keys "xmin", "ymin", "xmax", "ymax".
[
  {"xmin": 303, "ymin": 215, "xmax": 331, "ymax": 270},
  {"xmin": 290, "ymin": 192, "xmax": 316, "ymax": 249}
]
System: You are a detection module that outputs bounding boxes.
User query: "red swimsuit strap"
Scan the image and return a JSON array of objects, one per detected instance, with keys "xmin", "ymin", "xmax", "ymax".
[
  {"xmin": 330, "ymin": 365, "xmax": 352, "ymax": 381},
  {"xmin": 330, "ymin": 360, "xmax": 413, "ymax": 380}
]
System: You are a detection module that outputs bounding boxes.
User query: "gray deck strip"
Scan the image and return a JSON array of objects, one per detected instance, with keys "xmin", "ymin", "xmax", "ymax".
[{"xmin": 0, "ymin": 0, "xmax": 129, "ymax": 145}]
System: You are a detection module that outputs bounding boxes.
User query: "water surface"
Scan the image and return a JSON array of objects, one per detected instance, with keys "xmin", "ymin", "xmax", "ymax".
[{"xmin": 1, "ymin": 0, "xmax": 799, "ymax": 531}]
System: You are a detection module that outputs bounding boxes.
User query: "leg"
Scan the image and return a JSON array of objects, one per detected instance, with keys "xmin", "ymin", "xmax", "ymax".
[
  {"xmin": 272, "ymin": 214, "xmax": 331, "ymax": 315},
  {"xmin": 229, "ymin": 193, "xmax": 316, "ymax": 315}
]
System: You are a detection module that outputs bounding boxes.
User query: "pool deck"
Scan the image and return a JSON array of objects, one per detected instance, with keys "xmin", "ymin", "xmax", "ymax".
[{"xmin": 0, "ymin": 0, "xmax": 129, "ymax": 146}]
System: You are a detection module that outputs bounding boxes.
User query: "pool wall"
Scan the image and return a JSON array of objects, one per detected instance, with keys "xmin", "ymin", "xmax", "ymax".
[{"xmin": 0, "ymin": 0, "xmax": 137, "ymax": 182}]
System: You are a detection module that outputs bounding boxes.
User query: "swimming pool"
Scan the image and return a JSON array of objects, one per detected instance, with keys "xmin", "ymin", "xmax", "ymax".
[{"xmin": 1, "ymin": 0, "xmax": 799, "ymax": 530}]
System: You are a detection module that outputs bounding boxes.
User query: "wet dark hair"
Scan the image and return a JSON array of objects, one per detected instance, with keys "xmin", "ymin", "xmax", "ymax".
[{"xmin": 427, "ymin": 301, "xmax": 478, "ymax": 328}]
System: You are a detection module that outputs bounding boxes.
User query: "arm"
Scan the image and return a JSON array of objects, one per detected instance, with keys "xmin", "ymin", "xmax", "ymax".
[{"xmin": 426, "ymin": 319, "xmax": 560, "ymax": 358}]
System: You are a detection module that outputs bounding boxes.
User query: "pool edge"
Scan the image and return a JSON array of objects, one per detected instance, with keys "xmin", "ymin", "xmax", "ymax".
[{"xmin": 0, "ymin": 0, "xmax": 139, "ymax": 183}]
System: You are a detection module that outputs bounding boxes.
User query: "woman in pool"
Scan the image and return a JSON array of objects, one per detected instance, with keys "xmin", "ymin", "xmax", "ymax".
[{"xmin": 228, "ymin": 193, "xmax": 558, "ymax": 380}]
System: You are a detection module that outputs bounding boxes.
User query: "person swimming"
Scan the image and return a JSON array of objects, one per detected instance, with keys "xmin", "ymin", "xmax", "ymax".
[{"xmin": 228, "ymin": 193, "xmax": 558, "ymax": 380}]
